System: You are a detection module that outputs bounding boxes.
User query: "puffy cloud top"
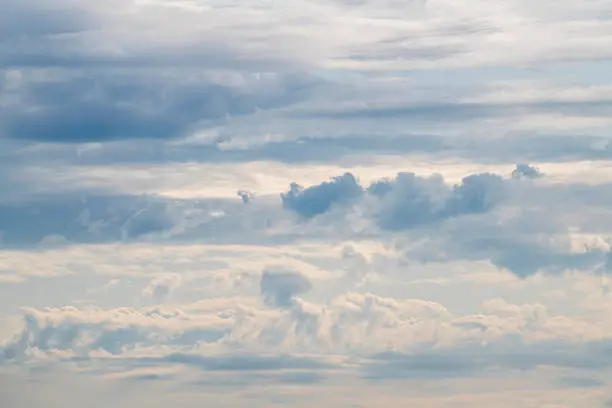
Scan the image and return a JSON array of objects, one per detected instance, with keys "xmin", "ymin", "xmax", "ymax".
[
  {"xmin": 260, "ymin": 269, "xmax": 313, "ymax": 308},
  {"xmin": 512, "ymin": 164, "xmax": 544, "ymax": 179},
  {"xmin": 280, "ymin": 173, "xmax": 363, "ymax": 218},
  {"xmin": 446, "ymin": 173, "xmax": 506, "ymax": 216},
  {"xmin": 281, "ymin": 171, "xmax": 508, "ymax": 230}
]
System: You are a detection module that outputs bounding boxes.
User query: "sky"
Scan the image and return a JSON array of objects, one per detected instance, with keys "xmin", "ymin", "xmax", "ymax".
[{"xmin": 2, "ymin": 0, "xmax": 612, "ymax": 406}]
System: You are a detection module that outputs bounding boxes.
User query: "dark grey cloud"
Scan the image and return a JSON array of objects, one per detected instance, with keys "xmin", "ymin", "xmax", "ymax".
[
  {"xmin": 260, "ymin": 269, "xmax": 313, "ymax": 308},
  {"xmin": 1, "ymin": 72, "xmax": 320, "ymax": 143},
  {"xmin": 282, "ymin": 171, "xmax": 507, "ymax": 230},
  {"xmin": 281, "ymin": 173, "xmax": 364, "ymax": 219},
  {"xmin": 0, "ymin": 0, "xmax": 323, "ymax": 144},
  {"xmin": 0, "ymin": 0, "xmax": 93, "ymax": 41},
  {"xmin": 0, "ymin": 193, "xmax": 276, "ymax": 248},
  {"xmin": 0, "ymin": 194, "xmax": 174, "ymax": 246}
]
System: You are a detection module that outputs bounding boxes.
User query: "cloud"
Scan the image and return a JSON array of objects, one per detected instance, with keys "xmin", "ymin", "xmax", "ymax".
[
  {"xmin": 0, "ymin": 194, "xmax": 181, "ymax": 246},
  {"xmin": 446, "ymin": 173, "xmax": 506, "ymax": 215},
  {"xmin": 281, "ymin": 170, "xmax": 508, "ymax": 230},
  {"xmin": 0, "ymin": 192, "xmax": 281, "ymax": 247},
  {"xmin": 0, "ymin": 0, "xmax": 92, "ymax": 41},
  {"xmin": 512, "ymin": 163, "xmax": 544, "ymax": 179},
  {"xmin": 5, "ymin": 284, "xmax": 612, "ymax": 400},
  {"xmin": 5, "ymin": 293, "xmax": 612, "ymax": 375},
  {"xmin": 3, "ymin": 0, "xmax": 612, "ymax": 405},
  {"xmin": 0, "ymin": 0, "xmax": 329, "ymax": 144},
  {"xmin": 1, "ymin": 71, "xmax": 320, "ymax": 143},
  {"xmin": 371, "ymin": 172, "xmax": 506, "ymax": 230},
  {"xmin": 557, "ymin": 377, "xmax": 605, "ymax": 388},
  {"xmin": 160, "ymin": 352, "xmax": 333, "ymax": 372},
  {"xmin": 361, "ymin": 340, "xmax": 612, "ymax": 380},
  {"xmin": 141, "ymin": 274, "xmax": 182, "ymax": 302},
  {"xmin": 4, "ymin": 165, "xmax": 611, "ymax": 281},
  {"xmin": 281, "ymin": 173, "xmax": 363, "ymax": 219},
  {"xmin": 402, "ymin": 210, "xmax": 608, "ymax": 278},
  {"xmin": 120, "ymin": 201, "xmax": 178, "ymax": 240},
  {"xmin": 260, "ymin": 269, "xmax": 313, "ymax": 308},
  {"xmin": 0, "ymin": 303, "xmax": 243, "ymax": 360},
  {"xmin": 237, "ymin": 190, "xmax": 255, "ymax": 204}
]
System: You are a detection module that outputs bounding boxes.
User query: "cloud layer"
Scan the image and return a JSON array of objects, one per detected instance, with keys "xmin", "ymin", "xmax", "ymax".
[{"xmin": 3, "ymin": 0, "xmax": 612, "ymax": 407}]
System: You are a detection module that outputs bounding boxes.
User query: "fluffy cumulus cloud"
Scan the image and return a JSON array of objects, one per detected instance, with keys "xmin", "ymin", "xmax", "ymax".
[
  {"xmin": 371, "ymin": 172, "xmax": 507, "ymax": 230},
  {"xmin": 281, "ymin": 173, "xmax": 363, "ymax": 218},
  {"xmin": 3, "ymin": 0, "xmax": 612, "ymax": 407},
  {"xmin": 280, "ymin": 170, "xmax": 507, "ymax": 230}
]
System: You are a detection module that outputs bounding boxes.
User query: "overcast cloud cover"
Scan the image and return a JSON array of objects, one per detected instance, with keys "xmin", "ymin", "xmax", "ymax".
[{"xmin": 2, "ymin": 0, "xmax": 612, "ymax": 407}]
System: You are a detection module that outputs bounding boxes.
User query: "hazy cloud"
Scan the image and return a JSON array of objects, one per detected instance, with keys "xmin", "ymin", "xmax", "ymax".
[
  {"xmin": 260, "ymin": 269, "xmax": 313, "ymax": 308},
  {"xmin": 512, "ymin": 163, "xmax": 544, "ymax": 179}
]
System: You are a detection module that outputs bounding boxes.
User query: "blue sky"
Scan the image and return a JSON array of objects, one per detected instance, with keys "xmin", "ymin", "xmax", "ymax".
[{"xmin": 2, "ymin": 0, "xmax": 612, "ymax": 406}]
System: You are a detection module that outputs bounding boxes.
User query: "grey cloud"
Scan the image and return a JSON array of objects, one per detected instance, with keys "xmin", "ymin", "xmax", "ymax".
[
  {"xmin": 347, "ymin": 43, "xmax": 465, "ymax": 62},
  {"xmin": 370, "ymin": 172, "xmax": 450, "ymax": 230},
  {"xmin": 464, "ymin": 236, "xmax": 602, "ymax": 278},
  {"xmin": 281, "ymin": 173, "xmax": 364, "ymax": 219},
  {"xmin": 557, "ymin": 377, "xmax": 605, "ymax": 388},
  {"xmin": 0, "ymin": 193, "xmax": 271, "ymax": 248},
  {"xmin": 0, "ymin": 0, "xmax": 309, "ymax": 71},
  {"xmin": 237, "ymin": 190, "xmax": 255, "ymax": 204},
  {"xmin": 363, "ymin": 340, "xmax": 612, "ymax": 381},
  {"xmin": 120, "ymin": 201, "xmax": 177, "ymax": 240},
  {"xmin": 512, "ymin": 163, "xmax": 544, "ymax": 179},
  {"xmin": 280, "ymin": 170, "xmax": 508, "ymax": 226},
  {"xmin": 260, "ymin": 269, "xmax": 313, "ymax": 308},
  {"xmin": 275, "ymin": 371, "xmax": 326, "ymax": 384},
  {"xmin": 161, "ymin": 353, "xmax": 331, "ymax": 371},
  {"xmin": 366, "ymin": 171, "xmax": 506, "ymax": 230},
  {"xmin": 0, "ymin": 0, "xmax": 323, "ymax": 143},
  {"xmin": 446, "ymin": 173, "xmax": 506, "ymax": 215},
  {"xmin": 30, "ymin": 131, "xmax": 612, "ymax": 168},
  {"xmin": 190, "ymin": 370, "xmax": 327, "ymax": 388},
  {"xmin": 370, "ymin": 173, "xmax": 612, "ymax": 277},
  {"xmin": 293, "ymin": 98, "xmax": 612, "ymax": 123},
  {"xmin": 0, "ymin": 194, "xmax": 174, "ymax": 246},
  {"xmin": 0, "ymin": 0, "xmax": 92, "ymax": 41},
  {"xmin": 402, "ymin": 207, "xmax": 609, "ymax": 278},
  {"xmin": 1, "ymin": 71, "xmax": 320, "ymax": 143}
]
